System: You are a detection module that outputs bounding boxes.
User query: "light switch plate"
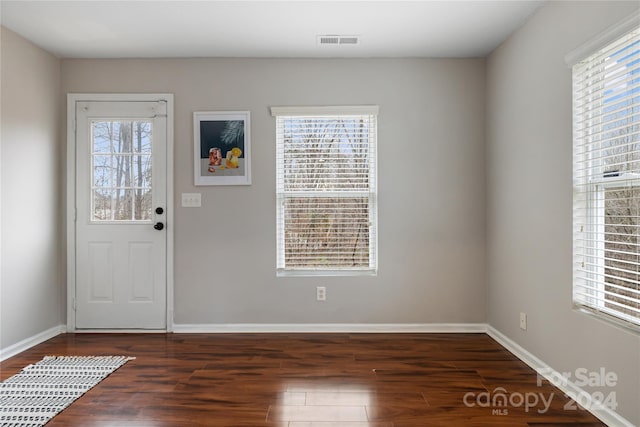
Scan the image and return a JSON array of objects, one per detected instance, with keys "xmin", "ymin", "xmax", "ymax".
[{"xmin": 181, "ymin": 193, "xmax": 201, "ymax": 207}]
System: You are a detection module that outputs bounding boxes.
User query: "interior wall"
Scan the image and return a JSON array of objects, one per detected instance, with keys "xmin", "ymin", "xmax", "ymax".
[
  {"xmin": 486, "ymin": 1, "xmax": 640, "ymax": 424},
  {"xmin": 61, "ymin": 57, "xmax": 487, "ymax": 326},
  {"xmin": 0, "ymin": 27, "xmax": 64, "ymax": 350},
  {"xmin": 3, "ymin": 4, "xmax": 638, "ymax": 422}
]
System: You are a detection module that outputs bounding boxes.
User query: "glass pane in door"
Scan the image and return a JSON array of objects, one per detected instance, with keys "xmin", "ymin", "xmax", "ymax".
[{"xmin": 91, "ymin": 120, "xmax": 153, "ymax": 221}]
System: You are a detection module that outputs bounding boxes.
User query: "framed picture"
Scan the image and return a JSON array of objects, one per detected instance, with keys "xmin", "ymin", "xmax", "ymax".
[{"xmin": 193, "ymin": 111, "xmax": 251, "ymax": 185}]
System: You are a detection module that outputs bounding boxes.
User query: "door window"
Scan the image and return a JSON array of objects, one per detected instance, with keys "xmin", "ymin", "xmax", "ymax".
[{"xmin": 91, "ymin": 120, "xmax": 153, "ymax": 221}]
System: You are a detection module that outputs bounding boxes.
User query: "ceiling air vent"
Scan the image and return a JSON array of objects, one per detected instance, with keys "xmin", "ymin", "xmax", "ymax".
[{"xmin": 317, "ymin": 35, "xmax": 360, "ymax": 46}]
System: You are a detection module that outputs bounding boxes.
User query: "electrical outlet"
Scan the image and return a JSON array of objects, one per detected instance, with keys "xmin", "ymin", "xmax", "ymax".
[
  {"xmin": 181, "ymin": 193, "xmax": 201, "ymax": 207},
  {"xmin": 520, "ymin": 312, "xmax": 527, "ymax": 330},
  {"xmin": 316, "ymin": 286, "xmax": 326, "ymax": 301}
]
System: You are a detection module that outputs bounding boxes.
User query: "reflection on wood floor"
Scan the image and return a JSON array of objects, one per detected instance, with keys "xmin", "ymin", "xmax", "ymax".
[{"xmin": 0, "ymin": 333, "xmax": 606, "ymax": 426}]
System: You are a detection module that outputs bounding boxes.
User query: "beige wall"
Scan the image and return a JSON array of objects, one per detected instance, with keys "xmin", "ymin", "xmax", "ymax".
[
  {"xmin": 486, "ymin": 1, "xmax": 640, "ymax": 424},
  {"xmin": 61, "ymin": 57, "xmax": 487, "ymax": 325},
  {"xmin": 0, "ymin": 27, "xmax": 64, "ymax": 349}
]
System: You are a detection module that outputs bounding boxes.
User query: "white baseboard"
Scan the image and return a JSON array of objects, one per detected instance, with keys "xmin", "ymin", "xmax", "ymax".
[
  {"xmin": 486, "ymin": 326, "xmax": 634, "ymax": 427},
  {"xmin": 0, "ymin": 324, "xmax": 66, "ymax": 362},
  {"xmin": 172, "ymin": 323, "xmax": 489, "ymax": 333}
]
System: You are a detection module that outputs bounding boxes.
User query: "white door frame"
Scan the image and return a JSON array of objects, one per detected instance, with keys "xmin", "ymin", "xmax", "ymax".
[{"xmin": 66, "ymin": 93, "xmax": 174, "ymax": 332}]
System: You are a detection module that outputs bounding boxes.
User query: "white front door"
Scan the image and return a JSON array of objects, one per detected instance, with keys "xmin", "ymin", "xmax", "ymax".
[{"xmin": 72, "ymin": 99, "xmax": 168, "ymax": 329}]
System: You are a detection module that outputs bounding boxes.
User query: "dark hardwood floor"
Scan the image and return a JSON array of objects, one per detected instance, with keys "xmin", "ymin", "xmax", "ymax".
[{"xmin": 0, "ymin": 333, "xmax": 606, "ymax": 426}]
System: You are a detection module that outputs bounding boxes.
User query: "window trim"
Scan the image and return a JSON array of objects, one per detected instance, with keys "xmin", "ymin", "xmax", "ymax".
[
  {"xmin": 270, "ymin": 105, "xmax": 379, "ymax": 117},
  {"xmin": 271, "ymin": 106, "xmax": 379, "ymax": 277},
  {"xmin": 565, "ymin": 10, "xmax": 639, "ymax": 67}
]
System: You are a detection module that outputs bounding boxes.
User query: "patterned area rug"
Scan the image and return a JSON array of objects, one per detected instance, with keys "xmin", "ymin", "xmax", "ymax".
[{"xmin": 0, "ymin": 355, "xmax": 134, "ymax": 427}]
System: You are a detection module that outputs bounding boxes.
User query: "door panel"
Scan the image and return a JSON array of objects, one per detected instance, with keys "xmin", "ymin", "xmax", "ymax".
[
  {"xmin": 129, "ymin": 242, "xmax": 154, "ymax": 302},
  {"xmin": 88, "ymin": 242, "xmax": 114, "ymax": 302},
  {"xmin": 75, "ymin": 100, "xmax": 167, "ymax": 329}
]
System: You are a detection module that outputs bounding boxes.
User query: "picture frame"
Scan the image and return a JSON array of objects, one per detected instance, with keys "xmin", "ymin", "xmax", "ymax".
[{"xmin": 193, "ymin": 111, "xmax": 251, "ymax": 185}]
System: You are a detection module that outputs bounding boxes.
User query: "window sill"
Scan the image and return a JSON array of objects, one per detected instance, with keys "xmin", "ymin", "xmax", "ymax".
[{"xmin": 277, "ymin": 268, "xmax": 377, "ymax": 278}]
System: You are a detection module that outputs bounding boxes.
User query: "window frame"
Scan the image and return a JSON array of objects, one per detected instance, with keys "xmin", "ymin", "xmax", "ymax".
[
  {"xmin": 584, "ymin": 174, "xmax": 640, "ymax": 324},
  {"xmin": 570, "ymin": 13, "xmax": 640, "ymax": 332},
  {"xmin": 271, "ymin": 106, "xmax": 379, "ymax": 277}
]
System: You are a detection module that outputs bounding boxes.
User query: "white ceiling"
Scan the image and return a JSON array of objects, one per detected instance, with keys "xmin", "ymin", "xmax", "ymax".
[{"xmin": 0, "ymin": 1, "xmax": 544, "ymax": 59}]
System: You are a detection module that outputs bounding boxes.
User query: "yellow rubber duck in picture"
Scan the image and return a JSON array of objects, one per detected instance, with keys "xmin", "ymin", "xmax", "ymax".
[{"xmin": 225, "ymin": 147, "xmax": 242, "ymax": 168}]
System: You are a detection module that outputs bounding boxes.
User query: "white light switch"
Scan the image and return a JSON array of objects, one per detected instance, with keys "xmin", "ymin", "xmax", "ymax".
[{"xmin": 181, "ymin": 193, "xmax": 201, "ymax": 207}]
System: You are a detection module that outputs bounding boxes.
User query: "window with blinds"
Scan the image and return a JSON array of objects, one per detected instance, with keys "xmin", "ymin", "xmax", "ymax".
[
  {"xmin": 572, "ymin": 23, "xmax": 640, "ymax": 329},
  {"xmin": 271, "ymin": 106, "xmax": 378, "ymax": 276}
]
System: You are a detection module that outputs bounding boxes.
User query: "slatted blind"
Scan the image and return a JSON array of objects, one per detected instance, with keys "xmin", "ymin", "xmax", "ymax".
[
  {"xmin": 271, "ymin": 106, "xmax": 378, "ymax": 275},
  {"xmin": 573, "ymin": 24, "xmax": 640, "ymax": 328}
]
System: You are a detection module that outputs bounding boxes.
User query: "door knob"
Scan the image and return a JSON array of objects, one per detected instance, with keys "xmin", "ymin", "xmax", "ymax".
[{"xmin": 154, "ymin": 222, "xmax": 164, "ymax": 231}]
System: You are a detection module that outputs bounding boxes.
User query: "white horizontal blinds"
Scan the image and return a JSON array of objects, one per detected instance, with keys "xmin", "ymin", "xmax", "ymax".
[
  {"xmin": 573, "ymin": 25, "xmax": 640, "ymax": 328},
  {"xmin": 275, "ymin": 110, "xmax": 377, "ymax": 272}
]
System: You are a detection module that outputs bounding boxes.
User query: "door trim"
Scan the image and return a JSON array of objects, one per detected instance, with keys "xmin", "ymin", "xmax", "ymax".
[{"xmin": 66, "ymin": 93, "xmax": 174, "ymax": 332}]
